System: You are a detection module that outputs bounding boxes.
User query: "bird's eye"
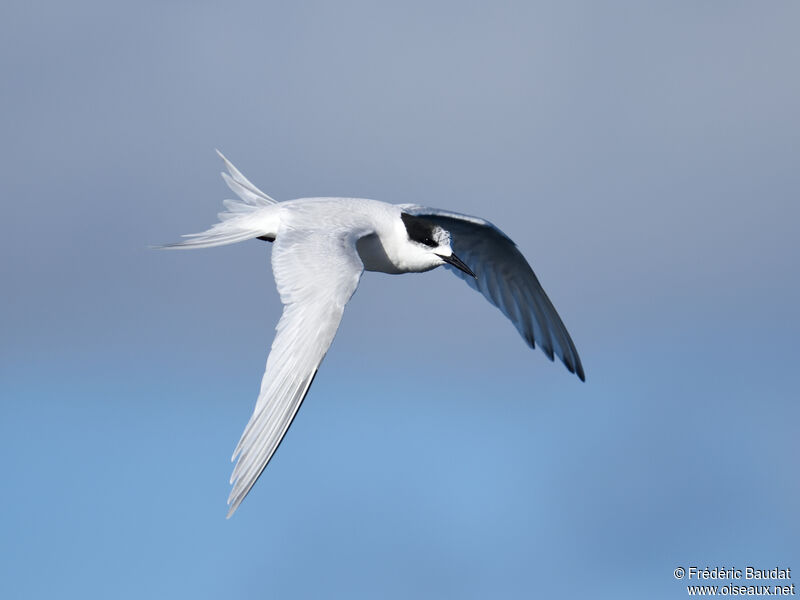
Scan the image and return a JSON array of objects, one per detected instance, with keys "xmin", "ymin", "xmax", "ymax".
[{"xmin": 401, "ymin": 213, "xmax": 441, "ymax": 249}]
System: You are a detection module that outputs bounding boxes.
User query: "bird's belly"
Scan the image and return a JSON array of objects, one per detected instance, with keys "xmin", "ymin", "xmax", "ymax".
[{"xmin": 356, "ymin": 233, "xmax": 403, "ymax": 274}]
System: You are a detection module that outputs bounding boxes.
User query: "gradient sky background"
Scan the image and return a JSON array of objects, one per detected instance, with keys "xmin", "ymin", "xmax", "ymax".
[{"xmin": 2, "ymin": 1, "xmax": 798, "ymax": 598}]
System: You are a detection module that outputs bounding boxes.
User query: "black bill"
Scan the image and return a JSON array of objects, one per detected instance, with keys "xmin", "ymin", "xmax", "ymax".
[{"xmin": 440, "ymin": 252, "xmax": 476, "ymax": 278}]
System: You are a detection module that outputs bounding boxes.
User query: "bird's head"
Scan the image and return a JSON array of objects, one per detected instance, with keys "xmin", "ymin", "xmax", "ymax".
[{"xmin": 398, "ymin": 212, "xmax": 475, "ymax": 277}]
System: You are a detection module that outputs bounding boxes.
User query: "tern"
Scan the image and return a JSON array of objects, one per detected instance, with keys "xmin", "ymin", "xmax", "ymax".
[{"xmin": 161, "ymin": 152, "xmax": 584, "ymax": 517}]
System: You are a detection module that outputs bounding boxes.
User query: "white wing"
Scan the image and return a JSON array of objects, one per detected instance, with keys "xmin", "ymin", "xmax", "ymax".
[
  {"xmin": 227, "ymin": 227, "xmax": 364, "ymax": 516},
  {"xmin": 403, "ymin": 206, "xmax": 585, "ymax": 381}
]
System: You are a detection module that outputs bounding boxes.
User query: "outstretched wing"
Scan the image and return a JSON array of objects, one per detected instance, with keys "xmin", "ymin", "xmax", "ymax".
[
  {"xmin": 227, "ymin": 227, "xmax": 364, "ymax": 516},
  {"xmin": 403, "ymin": 206, "xmax": 585, "ymax": 381}
]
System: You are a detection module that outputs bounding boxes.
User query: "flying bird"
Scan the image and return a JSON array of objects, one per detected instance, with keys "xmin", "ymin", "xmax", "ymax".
[{"xmin": 161, "ymin": 152, "xmax": 585, "ymax": 517}]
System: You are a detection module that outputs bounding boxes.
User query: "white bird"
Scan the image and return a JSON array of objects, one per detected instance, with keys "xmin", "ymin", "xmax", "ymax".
[{"xmin": 161, "ymin": 151, "xmax": 584, "ymax": 517}]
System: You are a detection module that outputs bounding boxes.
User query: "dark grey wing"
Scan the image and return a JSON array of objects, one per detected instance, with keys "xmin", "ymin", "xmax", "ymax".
[{"xmin": 404, "ymin": 206, "xmax": 585, "ymax": 381}]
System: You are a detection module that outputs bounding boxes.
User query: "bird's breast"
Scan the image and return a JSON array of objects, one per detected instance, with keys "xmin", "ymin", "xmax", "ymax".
[{"xmin": 356, "ymin": 233, "xmax": 404, "ymax": 274}]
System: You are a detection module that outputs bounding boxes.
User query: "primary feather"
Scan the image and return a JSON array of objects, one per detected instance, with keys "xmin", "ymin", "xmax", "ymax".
[{"xmin": 401, "ymin": 206, "xmax": 585, "ymax": 381}]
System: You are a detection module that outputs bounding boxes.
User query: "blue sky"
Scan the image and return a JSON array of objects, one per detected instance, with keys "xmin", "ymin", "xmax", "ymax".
[{"xmin": 1, "ymin": 1, "xmax": 798, "ymax": 598}]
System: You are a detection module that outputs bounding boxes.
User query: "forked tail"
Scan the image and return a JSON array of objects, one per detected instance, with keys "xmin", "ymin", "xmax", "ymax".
[{"xmin": 157, "ymin": 150, "xmax": 279, "ymax": 249}]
